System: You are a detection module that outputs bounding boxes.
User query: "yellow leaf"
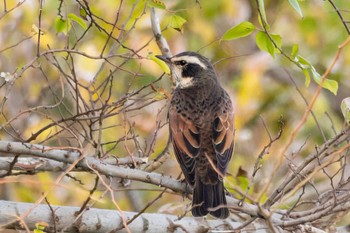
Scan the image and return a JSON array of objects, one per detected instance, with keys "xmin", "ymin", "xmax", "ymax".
[
  {"xmin": 148, "ymin": 52, "xmax": 170, "ymax": 74},
  {"xmin": 31, "ymin": 24, "xmax": 44, "ymax": 35}
]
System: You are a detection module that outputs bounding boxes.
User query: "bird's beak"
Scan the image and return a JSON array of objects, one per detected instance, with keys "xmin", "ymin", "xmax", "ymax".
[{"xmin": 155, "ymin": 55, "xmax": 171, "ymax": 64}]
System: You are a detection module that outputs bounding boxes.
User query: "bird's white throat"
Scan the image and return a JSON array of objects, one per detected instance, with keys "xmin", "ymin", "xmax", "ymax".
[{"xmin": 176, "ymin": 77, "xmax": 194, "ymax": 89}]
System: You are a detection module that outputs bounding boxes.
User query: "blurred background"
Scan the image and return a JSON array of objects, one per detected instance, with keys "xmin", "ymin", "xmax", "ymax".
[{"xmin": 0, "ymin": 0, "xmax": 349, "ymax": 226}]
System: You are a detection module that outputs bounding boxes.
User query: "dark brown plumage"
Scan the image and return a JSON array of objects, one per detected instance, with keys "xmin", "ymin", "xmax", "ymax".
[{"xmin": 157, "ymin": 51, "xmax": 235, "ymax": 219}]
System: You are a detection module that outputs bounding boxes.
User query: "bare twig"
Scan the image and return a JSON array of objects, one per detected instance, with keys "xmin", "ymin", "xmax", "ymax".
[
  {"xmin": 327, "ymin": 0, "xmax": 350, "ymax": 34},
  {"xmin": 258, "ymin": 32, "xmax": 350, "ymax": 202},
  {"xmin": 86, "ymin": 162, "xmax": 131, "ymax": 233},
  {"xmin": 37, "ymin": 0, "xmax": 43, "ymax": 56},
  {"xmin": 285, "ymin": 69, "xmax": 326, "ymax": 142}
]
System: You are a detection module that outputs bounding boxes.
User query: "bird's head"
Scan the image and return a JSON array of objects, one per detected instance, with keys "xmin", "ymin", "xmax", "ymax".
[{"xmin": 156, "ymin": 51, "xmax": 217, "ymax": 89}]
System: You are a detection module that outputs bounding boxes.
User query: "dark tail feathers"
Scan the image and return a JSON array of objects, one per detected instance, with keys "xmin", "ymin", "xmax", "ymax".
[{"xmin": 192, "ymin": 180, "xmax": 229, "ymax": 219}]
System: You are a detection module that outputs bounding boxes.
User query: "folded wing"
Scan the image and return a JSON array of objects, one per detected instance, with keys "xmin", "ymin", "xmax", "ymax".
[
  {"xmin": 169, "ymin": 107, "xmax": 200, "ymax": 186},
  {"xmin": 212, "ymin": 111, "xmax": 234, "ymax": 177}
]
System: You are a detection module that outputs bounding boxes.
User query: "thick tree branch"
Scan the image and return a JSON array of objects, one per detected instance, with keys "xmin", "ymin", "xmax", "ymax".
[
  {"xmin": 1, "ymin": 132, "xmax": 350, "ymax": 231},
  {"xmin": 2, "ymin": 200, "xmax": 348, "ymax": 233},
  {"xmin": 0, "ymin": 140, "xmax": 268, "ymax": 220},
  {"xmin": 0, "ymin": 156, "xmax": 148, "ymax": 174},
  {"xmin": 0, "ymin": 141, "xmax": 185, "ymax": 193},
  {"xmin": 0, "ymin": 157, "xmax": 76, "ymax": 174},
  {"xmin": 0, "ymin": 200, "xmax": 271, "ymax": 233}
]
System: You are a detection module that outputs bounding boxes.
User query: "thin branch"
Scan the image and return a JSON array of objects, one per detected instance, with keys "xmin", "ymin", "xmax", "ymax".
[
  {"xmin": 0, "ymin": 1, "xmax": 25, "ymax": 20},
  {"xmin": 266, "ymin": 125, "xmax": 350, "ymax": 206},
  {"xmin": 285, "ymin": 69, "xmax": 326, "ymax": 142},
  {"xmin": 37, "ymin": 0, "xmax": 43, "ymax": 56},
  {"xmin": 258, "ymin": 32, "xmax": 350, "ymax": 202},
  {"xmin": 150, "ymin": 7, "xmax": 172, "ymax": 57},
  {"xmin": 0, "ymin": 33, "xmax": 36, "ymax": 54},
  {"xmin": 327, "ymin": 0, "xmax": 350, "ymax": 35},
  {"xmin": 86, "ymin": 162, "xmax": 131, "ymax": 233}
]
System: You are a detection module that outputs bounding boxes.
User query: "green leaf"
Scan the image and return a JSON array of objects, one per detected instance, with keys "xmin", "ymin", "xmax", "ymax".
[
  {"xmin": 322, "ymin": 79, "xmax": 338, "ymax": 95},
  {"xmin": 169, "ymin": 15, "xmax": 186, "ymax": 32},
  {"xmin": 288, "ymin": 0, "xmax": 303, "ymax": 17},
  {"xmin": 148, "ymin": 0, "xmax": 166, "ymax": 10},
  {"xmin": 256, "ymin": 31, "xmax": 275, "ymax": 57},
  {"xmin": 221, "ymin": 21, "xmax": 255, "ymax": 41},
  {"xmin": 237, "ymin": 176, "xmax": 249, "ymax": 191},
  {"xmin": 148, "ymin": 52, "xmax": 170, "ymax": 74},
  {"xmin": 296, "ymin": 55, "xmax": 337, "ymax": 94},
  {"xmin": 79, "ymin": 7, "xmax": 87, "ymax": 19},
  {"xmin": 310, "ymin": 67, "xmax": 338, "ymax": 95},
  {"xmin": 296, "ymin": 55, "xmax": 311, "ymax": 69},
  {"xmin": 255, "ymin": 32, "xmax": 281, "ymax": 57},
  {"xmin": 341, "ymin": 97, "xmax": 350, "ymax": 124},
  {"xmin": 257, "ymin": 0, "xmax": 270, "ymax": 29},
  {"xmin": 271, "ymin": 34, "xmax": 282, "ymax": 54},
  {"xmin": 302, "ymin": 69, "xmax": 311, "ymax": 87},
  {"xmin": 291, "ymin": 44, "xmax": 299, "ymax": 59},
  {"xmin": 68, "ymin": 13, "xmax": 87, "ymax": 30},
  {"xmin": 55, "ymin": 16, "xmax": 67, "ymax": 34}
]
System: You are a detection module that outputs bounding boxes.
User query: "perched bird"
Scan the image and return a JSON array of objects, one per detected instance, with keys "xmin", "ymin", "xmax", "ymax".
[{"xmin": 156, "ymin": 51, "xmax": 235, "ymax": 219}]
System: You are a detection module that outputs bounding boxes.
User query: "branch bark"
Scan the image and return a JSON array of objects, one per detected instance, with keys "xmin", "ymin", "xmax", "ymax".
[
  {"xmin": 2, "ymin": 200, "xmax": 349, "ymax": 233},
  {"xmin": 0, "ymin": 141, "xmax": 186, "ymax": 193},
  {"xmin": 1, "ymin": 133, "xmax": 350, "ymax": 232},
  {"xmin": 150, "ymin": 7, "xmax": 172, "ymax": 57},
  {"xmin": 0, "ymin": 200, "xmax": 272, "ymax": 233},
  {"xmin": 0, "ymin": 140, "xmax": 267, "ymax": 220}
]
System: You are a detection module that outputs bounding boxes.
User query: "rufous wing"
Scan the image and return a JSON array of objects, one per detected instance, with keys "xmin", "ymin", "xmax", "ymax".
[
  {"xmin": 212, "ymin": 110, "xmax": 235, "ymax": 176},
  {"xmin": 169, "ymin": 106, "xmax": 200, "ymax": 186}
]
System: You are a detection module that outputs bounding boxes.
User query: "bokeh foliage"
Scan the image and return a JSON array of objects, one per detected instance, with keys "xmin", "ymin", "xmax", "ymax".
[{"xmin": 0, "ymin": 0, "xmax": 350, "ymax": 227}]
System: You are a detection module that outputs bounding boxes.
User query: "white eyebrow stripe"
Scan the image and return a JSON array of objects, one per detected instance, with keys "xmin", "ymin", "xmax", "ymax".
[{"xmin": 171, "ymin": 55, "xmax": 208, "ymax": 69}]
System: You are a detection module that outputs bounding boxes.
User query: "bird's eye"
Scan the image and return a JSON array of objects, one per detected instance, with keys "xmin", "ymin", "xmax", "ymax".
[
  {"xmin": 175, "ymin": 60, "xmax": 187, "ymax": 66},
  {"xmin": 179, "ymin": 60, "xmax": 187, "ymax": 66}
]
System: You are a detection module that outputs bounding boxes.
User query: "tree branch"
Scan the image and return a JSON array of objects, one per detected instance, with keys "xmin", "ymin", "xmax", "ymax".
[
  {"xmin": 0, "ymin": 200, "xmax": 272, "ymax": 233},
  {"xmin": 0, "ymin": 140, "xmax": 268, "ymax": 220},
  {"xmin": 150, "ymin": 7, "xmax": 172, "ymax": 57},
  {"xmin": 0, "ymin": 140, "xmax": 186, "ymax": 193}
]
